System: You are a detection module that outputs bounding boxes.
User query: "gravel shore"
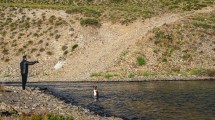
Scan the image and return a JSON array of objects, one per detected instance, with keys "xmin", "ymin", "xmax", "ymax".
[{"xmin": 0, "ymin": 86, "xmax": 122, "ymax": 120}]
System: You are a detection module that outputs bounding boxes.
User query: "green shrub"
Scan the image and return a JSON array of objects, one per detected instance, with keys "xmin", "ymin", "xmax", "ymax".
[
  {"xmin": 46, "ymin": 43, "xmax": 49, "ymax": 46},
  {"xmin": 137, "ymin": 56, "xmax": 146, "ymax": 65},
  {"xmin": 80, "ymin": 18, "xmax": 101, "ymax": 27},
  {"xmin": 49, "ymin": 15, "xmax": 56, "ymax": 24},
  {"xmin": 46, "ymin": 51, "xmax": 53, "ymax": 55},
  {"xmin": 104, "ymin": 74, "xmax": 113, "ymax": 79},
  {"xmin": 111, "ymin": 0, "xmax": 127, "ymax": 3},
  {"xmin": 62, "ymin": 45, "xmax": 68, "ymax": 51},
  {"xmin": 193, "ymin": 23, "xmax": 215, "ymax": 29},
  {"xmin": 19, "ymin": 113, "xmax": 74, "ymax": 120},
  {"xmin": 90, "ymin": 72, "xmax": 102, "ymax": 77},
  {"xmin": 1, "ymin": 31, "xmax": 7, "ymax": 37},
  {"xmin": 38, "ymin": 40, "xmax": 43, "ymax": 44},
  {"xmin": 63, "ymin": 50, "xmax": 68, "ymax": 55},
  {"xmin": 28, "ymin": 40, "xmax": 33, "ymax": 45},
  {"xmin": 143, "ymin": 72, "xmax": 156, "ymax": 77},
  {"xmin": 189, "ymin": 69, "xmax": 206, "ymax": 75},
  {"xmin": 30, "ymin": 114, "xmax": 43, "ymax": 120},
  {"xmin": 72, "ymin": 44, "xmax": 78, "ymax": 51},
  {"xmin": 128, "ymin": 73, "xmax": 135, "ymax": 78},
  {"xmin": 2, "ymin": 48, "xmax": 9, "ymax": 55},
  {"xmin": 65, "ymin": 9, "xmax": 83, "ymax": 14},
  {"xmin": 18, "ymin": 48, "xmax": 24, "ymax": 52},
  {"xmin": 55, "ymin": 34, "xmax": 61, "ymax": 39},
  {"xmin": 31, "ymin": 48, "xmax": 37, "ymax": 53},
  {"xmin": 39, "ymin": 48, "xmax": 45, "ymax": 52}
]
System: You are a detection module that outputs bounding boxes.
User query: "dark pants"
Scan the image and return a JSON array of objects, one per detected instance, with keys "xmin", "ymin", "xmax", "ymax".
[{"xmin": 21, "ymin": 74, "xmax": 28, "ymax": 90}]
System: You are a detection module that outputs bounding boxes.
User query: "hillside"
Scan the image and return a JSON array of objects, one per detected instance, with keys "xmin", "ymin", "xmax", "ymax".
[{"xmin": 0, "ymin": 1, "xmax": 214, "ymax": 81}]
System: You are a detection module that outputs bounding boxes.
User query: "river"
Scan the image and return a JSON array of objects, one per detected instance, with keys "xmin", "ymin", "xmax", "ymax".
[{"xmin": 6, "ymin": 80, "xmax": 215, "ymax": 120}]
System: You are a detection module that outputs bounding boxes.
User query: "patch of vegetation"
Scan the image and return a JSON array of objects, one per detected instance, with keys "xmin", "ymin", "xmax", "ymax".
[
  {"xmin": 189, "ymin": 68, "xmax": 206, "ymax": 75},
  {"xmin": 0, "ymin": 31, "xmax": 7, "ymax": 37},
  {"xmin": 192, "ymin": 23, "xmax": 215, "ymax": 29},
  {"xmin": 18, "ymin": 48, "xmax": 24, "ymax": 53},
  {"xmin": 142, "ymin": 72, "xmax": 156, "ymax": 77},
  {"xmin": 55, "ymin": 19, "xmax": 67, "ymax": 26},
  {"xmin": 39, "ymin": 48, "xmax": 45, "ymax": 52},
  {"xmin": 38, "ymin": 40, "xmax": 43, "ymax": 44},
  {"xmin": 28, "ymin": 40, "xmax": 33, "ymax": 45},
  {"xmin": 31, "ymin": 48, "xmax": 37, "ymax": 53},
  {"xmin": 136, "ymin": 56, "xmax": 146, "ymax": 66},
  {"xmin": 49, "ymin": 15, "xmax": 56, "ymax": 24},
  {"xmin": 16, "ymin": 113, "xmax": 73, "ymax": 120},
  {"xmin": 128, "ymin": 73, "xmax": 135, "ymax": 78},
  {"xmin": 2, "ymin": 48, "xmax": 9, "ymax": 55},
  {"xmin": 0, "ymin": 0, "xmax": 214, "ymax": 25},
  {"xmin": 63, "ymin": 50, "xmax": 68, "ymax": 55},
  {"xmin": 80, "ymin": 18, "xmax": 101, "ymax": 27},
  {"xmin": 90, "ymin": 72, "xmax": 102, "ymax": 77},
  {"xmin": 104, "ymin": 73, "xmax": 114, "ymax": 79},
  {"xmin": 71, "ymin": 44, "xmax": 78, "ymax": 51},
  {"xmin": 55, "ymin": 34, "xmax": 61, "ymax": 39},
  {"xmin": 90, "ymin": 72, "xmax": 117, "ymax": 79},
  {"xmin": 62, "ymin": 45, "xmax": 68, "ymax": 51},
  {"xmin": 46, "ymin": 51, "xmax": 53, "ymax": 55},
  {"xmin": 188, "ymin": 69, "xmax": 215, "ymax": 77}
]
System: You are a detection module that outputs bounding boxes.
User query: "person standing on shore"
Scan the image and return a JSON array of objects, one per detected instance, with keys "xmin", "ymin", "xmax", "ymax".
[{"xmin": 20, "ymin": 55, "xmax": 39, "ymax": 90}]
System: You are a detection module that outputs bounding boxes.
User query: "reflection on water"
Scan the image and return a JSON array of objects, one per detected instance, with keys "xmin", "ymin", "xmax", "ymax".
[{"xmin": 28, "ymin": 81, "xmax": 215, "ymax": 120}]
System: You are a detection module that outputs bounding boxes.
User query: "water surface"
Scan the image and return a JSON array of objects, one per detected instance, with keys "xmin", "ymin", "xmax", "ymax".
[{"xmin": 13, "ymin": 81, "xmax": 215, "ymax": 119}]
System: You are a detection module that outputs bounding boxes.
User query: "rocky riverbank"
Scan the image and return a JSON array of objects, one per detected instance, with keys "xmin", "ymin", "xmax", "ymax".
[{"xmin": 0, "ymin": 86, "xmax": 122, "ymax": 120}]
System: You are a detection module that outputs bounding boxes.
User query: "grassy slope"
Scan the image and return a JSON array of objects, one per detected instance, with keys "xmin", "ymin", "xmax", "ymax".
[
  {"xmin": 105, "ymin": 11, "xmax": 215, "ymax": 79},
  {"xmin": 0, "ymin": 0, "xmax": 214, "ymax": 80}
]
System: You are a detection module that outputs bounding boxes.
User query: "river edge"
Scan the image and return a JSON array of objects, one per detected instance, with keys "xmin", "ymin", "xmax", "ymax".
[
  {"xmin": 0, "ymin": 76, "xmax": 215, "ymax": 82},
  {"xmin": 0, "ymin": 86, "xmax": 122, "ymax": 120}
]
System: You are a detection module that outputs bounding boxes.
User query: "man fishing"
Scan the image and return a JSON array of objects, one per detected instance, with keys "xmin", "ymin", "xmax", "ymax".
[{"xmin": 20, "ymin": 55, "xmax": 39, "ymax": 90}]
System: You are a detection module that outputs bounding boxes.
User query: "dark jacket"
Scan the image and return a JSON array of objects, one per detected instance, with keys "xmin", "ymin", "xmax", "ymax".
[{"xmin": 20, "ymin": 60, "xmax": 37, "ymax": 75}]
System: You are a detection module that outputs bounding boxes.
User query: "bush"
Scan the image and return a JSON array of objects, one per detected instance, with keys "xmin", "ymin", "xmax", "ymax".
[
  {"xmin": 143, "ymin": 72, "xmax": 156, "ymax": 77},
  {"xmin": 55, "ymin": 34, "xmax": 61, "ymax": 39},
  {"xmin": 80, "ymin": 18, "xmax": 101, "ymax": 27},
  {"xmin": 189, "ymin": 69, "xmax": 206, "ymax": 75},
  {"xmin": 2, "ymin": 48, "xmax": 9, "ymax": 55},
  {"xmin": 104, "ymin": 74, "xmax": 113, "ymax": 79},
  {"xmin": 63, "ymin": 50, "xmax": 68, "ymax": 55},
  {"xmin": 30, "ymin": 114, "xmax": 43, "ymax": 120},
  {"xmin": 19, "ymin": 113, "xmax": 73, "ymax": 120},
  {"xmin": 128, "ymin": 73, "xmax": 135, "ymax": 78},
  {"xmin": 72, "ymin": 44, "xmax": 78, "ymax": 51},
  {"xmin": 137, "ymin": 56, "xmax": 146, "ymax": 65},
  {"xmin": 62, "ymin": 45, "xmax": 68, "ymax": 51},
  {"xmin": 39, "ymin": 48, "xmax": 45, "ymax": 52},
  {"xmin": 46, "ymin": 51, "xmax": 53, "ymax": 55},
  {"xmin": 49, "ymin": 15, "xmax": 56, "ymax": 24},
  {"xmin": 31, "ymin": 48, "xmax": 37, "ymax": 53},
  {"xmin": 90, "ymin": 72, "xmax": 102, "ymax": 77}
]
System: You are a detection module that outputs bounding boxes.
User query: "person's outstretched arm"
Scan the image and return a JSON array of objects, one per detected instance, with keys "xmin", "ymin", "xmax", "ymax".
[{"xmin": 27, "ymin": 61, "xmax": 39, "ymax": 65}]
